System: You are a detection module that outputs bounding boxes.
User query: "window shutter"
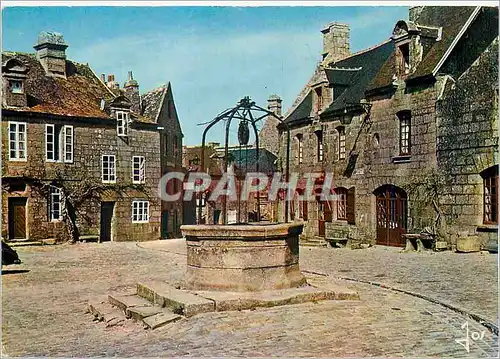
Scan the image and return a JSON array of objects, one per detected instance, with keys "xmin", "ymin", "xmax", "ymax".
[{"xmin": 347, "ymin": 187, "xmax": 355, "ymax": 224}]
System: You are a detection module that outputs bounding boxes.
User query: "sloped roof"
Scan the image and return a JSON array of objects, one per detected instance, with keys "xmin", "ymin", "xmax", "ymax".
[
  {"xmin": 2, "ymin": 52, "xmax": 114, "ymax": 118},
  {"xmin": 321, "ymin": 40, "xmax": 394, "ymax": 116},
  {"xmin": 281, "ymin": 91, "xmax": 313, "ymax": 128},
  {"xmin": 229, "ymin": 147, "xmax": 277, "ymax": 174},
  {"xmin": 367, "ymin": 6, "xmax": 477, "ymax": 91},
  {"xmin": 141, "ymin": 84, "xmax": 168, "ymax": 122}
]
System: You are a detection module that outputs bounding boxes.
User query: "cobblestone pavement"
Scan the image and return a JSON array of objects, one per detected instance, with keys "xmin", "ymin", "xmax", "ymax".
[{"xmin": 2, "ymin": 240, "xmax": 498, "ymax": 357}]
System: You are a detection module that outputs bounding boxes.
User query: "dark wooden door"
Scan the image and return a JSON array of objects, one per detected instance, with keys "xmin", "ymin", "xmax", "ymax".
[
  {"xmin": 318, "ymin": 200, "xmax": 331, "ymax": 236},
  {"xmin": 100, "ymin": 202, "xmax": 114, "ymax": 242},
  {"xmin": 9, "ymin": 198, "xmax": 27, "ymax": 239},
  {"xmin": 161, "ymin": 211, "xmax": 169, "ymax": 239},
  {"xmin": 375, "ymin": 185, "xmax": 407, "ymax": 247}
]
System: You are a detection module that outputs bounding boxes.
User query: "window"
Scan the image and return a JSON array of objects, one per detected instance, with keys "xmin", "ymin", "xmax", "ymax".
[
  {"xmin": 482, "ymin": 166, "xmax": 498, "ymax": 225},
  {"xmin": 296, "ymin": 134, "xmax": 303, "ymax": 164},
  {"xmin": 316, "ymin": 131, "xmax": 324, "ymax": 162},
  {"xmin": 9, "ymin": 80, "xmax": 23, "ymax": 94},
  {"xmin": 301, "ymin": 200, "xmax": 308, "ymax": 220},
  {"xmin": 102, "ymin": 155, "xmax": 116, "ymax": 183},
  {"xmin": 9, "ymin": 121, "xmax": 27, "ymax": 161},
  {"xmin": 398, "ymin": 43, "xmax": 410, "ymax": 75},
  {"xmin": 132, "ymin": 156, "xmax": 145, "ymax": 184},
  {"xmin": 46, "ymin": 124, "xmax": 73, "ymax": 163},
  {"xmin": 116, "ymin": 111, "xmax": 129, "ymax": 137},
  {"xmin": 336, "ymin": 188, "xmax": 348, "ymax": 220},
  {"xmin": 338, "ymin": 126, "xmax": 346, "ymax": 160},
  {"xmin": 173, "ymin": 135, "xmax": 178, "ymax": 160},
  {"xmin": 315, "ymin": 87, "xmax": 323, "ymax": 113},
  {"xmin": 48, "ymin": 186, "xmax": 63, "ymax": 221},
  {"xmin": 132, "ymin": 201, "xmax": 149, "ymax": 223},
  {"xmin": 398, "ymin": 111, "xmax": 411, "ymax": 155}
]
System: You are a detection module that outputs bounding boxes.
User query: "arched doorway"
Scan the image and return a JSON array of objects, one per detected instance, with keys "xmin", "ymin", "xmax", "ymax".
[{"xmin": 374, "ymin": 185, "xmax": 407, "ymax": 247}]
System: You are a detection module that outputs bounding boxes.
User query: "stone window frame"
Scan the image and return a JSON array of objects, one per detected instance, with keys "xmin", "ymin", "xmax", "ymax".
[
  {"xmin": 132, "ymin": 200, "xmax": 149, "ymax": 223},
  {"xmin": 46, "ymin": 124, "xmax": 73, "ymax": 163},
  {"xmin": 116, "ymin": 111, "xmax": 129, "ymax": 137},
  {"xmin": 315, "ymin": 130, "xmax": 324, "ymax": 163},
  {"xmin": 132, "ymin": 156, "xmax": 146, "ymax": 184},
  {"xmin": 482, "ymin": 165, "xmax": 498, "ymax": 225},
  {"xmin": 8, "ymin": 121, "xmax": 27, "ymax": 161},
  {"xmin": 102, "ymin": 154, "xmax": 116, "ymax": 184},
  {"xmin": 48, "ymin": 186, "xmax": 63, "ymax": 222},
  {"xmin": 315, "ymin": 87, "xmax": 323, "ymax": 114},
  {"xmin": 397, "ymin": 110, "xmax": 411, "ymax": 156},
  {"xmin": 337, "ymin": 126, "xmax": 346, "ymax": 160}
]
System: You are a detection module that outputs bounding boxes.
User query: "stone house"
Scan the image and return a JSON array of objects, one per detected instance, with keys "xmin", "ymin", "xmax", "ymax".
[
  {"xmin": 2, "ymin": 31, "xmax": 184, "ymax": 242},
  {"xmin": 275, "ymin": 6, "xmax": 498, "ymax": 249}
]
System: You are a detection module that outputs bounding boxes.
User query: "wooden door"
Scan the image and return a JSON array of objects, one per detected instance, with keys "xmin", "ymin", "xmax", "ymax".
[
  {"xmin": 318, "ymin": 199, "xmax": 331, "ymax": 236},
  {"xmin": 100, "ymin": 202, "xmax": 114, "ymax": 242},
  {"xmin": 161, "ymin": 211, "xmax": 169, "ymax": 239},
  {"xmin": 375, "ymin": 185, "xmax": 407, "ymax": 247},
  {"xmin": 9, "ymin": 198, "xmax": 27, "ymax": 240}
]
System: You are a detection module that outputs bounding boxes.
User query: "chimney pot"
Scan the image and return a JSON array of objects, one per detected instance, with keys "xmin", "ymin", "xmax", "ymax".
[
  {"xmin": 100, "ymin": 73, "xmax": 106, "ymax": 83},
  {"xmin": 108, "ymin": 74, "xmax": 114, "ymax": 82}
]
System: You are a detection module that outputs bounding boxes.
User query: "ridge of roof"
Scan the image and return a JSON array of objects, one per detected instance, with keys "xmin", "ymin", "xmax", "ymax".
[{"xmin": 328, "ymin": 39, "xmax": 392, "ymax": 67}]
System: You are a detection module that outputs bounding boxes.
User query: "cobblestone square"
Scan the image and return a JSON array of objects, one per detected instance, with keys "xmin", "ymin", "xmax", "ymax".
[{"xmin": 2, "ymin": 240, "xmax": 498, "ymax": 357}]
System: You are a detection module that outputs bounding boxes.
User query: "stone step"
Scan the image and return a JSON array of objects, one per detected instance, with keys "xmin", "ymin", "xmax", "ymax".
[
  {"xmin": 108, "ymin": 293, "xmax": 152, "ymax": 313},
  {"xmin": 301, "ymin": 242, "xmax": 328, "ymax": 247},
  {"xmin": 137, "ymin": 280, "xmax": 215, "ymax": 317},
  {"xmin": 87, "ymin": 298, "xmax": 126, "ymax": 328},
  {"xmin": 143, "ymin": 311, "xmax": 182, "ymax": 329}
]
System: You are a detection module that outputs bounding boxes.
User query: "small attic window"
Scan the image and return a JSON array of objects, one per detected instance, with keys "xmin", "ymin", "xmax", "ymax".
[
  {"xmin": 398, "ymin": 43, "xmax": 410, "ymax": 74},
  {"xmin": 116, "ymin": 111, "xmax": 129, "ymax": 137},
  {"xmin": 9, "ymin": 80, "xmax": 23, "ymax": 94}
]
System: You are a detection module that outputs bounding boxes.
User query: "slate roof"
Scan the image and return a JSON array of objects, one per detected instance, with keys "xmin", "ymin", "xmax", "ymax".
[
  {"xmin": 367, "ymin": 6, "xmax": 477, "ymax": 91},
  {"xmin": 2, "ymin": 52, "xmax": 114, "ymax": 119},
  {"xmin": 229, "ymin": 147, "xmax": 277, "ymax": 174},
  {"xmin": 281, "ymin": 91, "xmax": 313, "ymax": 128},
  {"xmin": 141, "ymin": 84, "xmax": 168, "ymax": 122},
  {"xmin": 321, "ymin": 40, "xmax": 394, "ymax": 116}
]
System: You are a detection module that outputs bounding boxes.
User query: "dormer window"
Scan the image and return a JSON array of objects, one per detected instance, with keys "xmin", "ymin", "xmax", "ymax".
[
  {"xmin": 9, "ymin": 80, "xmax": 23, "ymax": 94},
  {"xmin": 398, "ymin": 43, "xmax": 410, "ymax": 74},
  {"xmin": 315, "ymin": 87, "xmax": 323, "ymax": 113},
  {"xmin": 116, "ymin": 111, "xmax": 129, "ymax": 137}
]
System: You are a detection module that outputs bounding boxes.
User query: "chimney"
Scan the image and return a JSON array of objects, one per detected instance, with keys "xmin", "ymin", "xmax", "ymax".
[
  {"xmin": 33, "ymin": 31, "xmax": 68, "ymax": 78},
  {"xmin": 100, "ymin": 73, "xmax": 106, "ymax": 84},
  {"xmin": 321, "ymin": 22, "xmax": 350, "ymax": 65},
  {"xmin": 107, "ymin": 74, "xmax": 119, "ymax": 90},
  {"xmin": 123, "ymin": 71, "xmax": 141, "ymax": 114},
  {"xmin": 258, "ymin": 95, "xmax": 282, "ymax": 156}
]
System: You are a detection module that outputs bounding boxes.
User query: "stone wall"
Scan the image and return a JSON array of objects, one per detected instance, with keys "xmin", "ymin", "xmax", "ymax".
[{"xmin": 436, "ymin": 38, "xmax": 499, "ymax": 247}]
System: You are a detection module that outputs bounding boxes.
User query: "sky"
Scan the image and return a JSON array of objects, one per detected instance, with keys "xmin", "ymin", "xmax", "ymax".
[{"xmin": 2, "ymin": 5, "xmax": 409, "ymax": 145}]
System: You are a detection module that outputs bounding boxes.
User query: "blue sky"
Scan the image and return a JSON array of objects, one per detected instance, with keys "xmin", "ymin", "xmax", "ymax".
[{"xmin": 2, "ymin": 5, "xmax": 408, "ymax": 145}]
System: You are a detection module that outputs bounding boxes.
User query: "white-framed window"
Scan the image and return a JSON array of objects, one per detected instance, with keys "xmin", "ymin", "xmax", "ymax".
[
  {"xmin": 48, "ymin": 186, "xmax": 63, "ymax": 221},
  {"xmin": 46, "ymin": 124, "xmax": 73, "ymax": 163},
  {"xmin": 116, "ymin": 111, "xmax": 129, "ymax": 137},
  {"xmin": 9, "ymin": 121, "xmax": 27, "ymax": 161},
  {"xmin": 132, "ymin": 200, "xmax": 149, "ymax": 223},
  {"xmin": 132, "ymin": 156, "xmax": 145, "ymax": 184},
  {"xmin": 9, "ymin": 80, "xmax": 23, "ymax": 94},
  {"xmin": 398, "ymin": 111, "xmax": 411, "ymax": 155},
  {"xmin": 338, "ymin": 126, "xmax": 346, "ymax": 160},
  {"xmin": 102, "ymin": 155, "xmax": 116, "ymax": 183}
]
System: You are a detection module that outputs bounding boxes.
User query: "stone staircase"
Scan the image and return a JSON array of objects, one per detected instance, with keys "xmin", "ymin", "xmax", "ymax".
[
  {"xmin": 300, "ymin": 235, "xmax": 328, "ymax": 247},
  {"xmin": 87, "ymin": 285, "xmax": 186, "ymax": 330}
]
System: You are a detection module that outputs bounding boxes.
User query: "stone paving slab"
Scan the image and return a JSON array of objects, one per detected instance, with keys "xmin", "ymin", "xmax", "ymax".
[
  {"xmin": 142, "ymin": 311, "xmax": 182, "ymax": 330},
  {"xmin": 2, "ymin": 240, "xmax": 498, "ymax": 357}
]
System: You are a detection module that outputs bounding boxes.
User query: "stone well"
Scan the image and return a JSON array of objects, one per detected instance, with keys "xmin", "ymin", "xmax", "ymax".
[{"xmin": 180, "ymin": 223, "xmax": 306, "ymax": 292}]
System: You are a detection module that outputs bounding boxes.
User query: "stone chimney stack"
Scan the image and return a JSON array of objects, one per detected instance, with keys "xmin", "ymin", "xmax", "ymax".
[
  {"xmin": 107, "ymin": 74, "xmax": 120, "ymax": 91},
  {"xmin": 123, "ymin": 71, "xmax": 141, "ymax": 114},
  {"xmin": 258, "ymin": 95, "xmax": 282, "ymax": 156},
  {"xmin": 321, "ymin": 22, "xmax": 350, "ymax": 65},
  {"xmin": 33, "ymin": 31, "xmax": 68, "ymax": 78}
]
